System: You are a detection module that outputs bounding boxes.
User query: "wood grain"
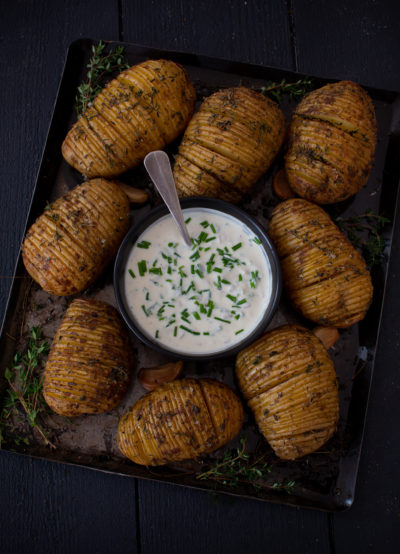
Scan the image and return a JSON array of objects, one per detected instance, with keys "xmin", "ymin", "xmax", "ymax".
[
  {"xmin": 121, "ymin": 0, "xmax": 295, "ymax": 70},
  {"xmin": 291, "ymin": 0, "xmax": 400, "ymax": 91},
  {"xmin": 137, "ymin": 480, "xmax": 331, "ymax": 554}
]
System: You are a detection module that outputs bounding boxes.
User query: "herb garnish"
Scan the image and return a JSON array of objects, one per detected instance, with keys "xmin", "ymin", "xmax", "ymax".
[
  {"xmin": 0, "ymin": 327, "xmax": 55, "ymax": 449},
  {"xmin": 260, "ymin": 77, "xmax": 314, "ymax": 103},
  {"xmin": 197, "ymin": 437, "xmax": 295, "ymax": 493},
  {"xmin": 75, "ymin": 40, "xmax": 130, "ymax": 117},
  {"xmin": 335, "ymin": 210, "xmax": 390, "ymax": 267}
]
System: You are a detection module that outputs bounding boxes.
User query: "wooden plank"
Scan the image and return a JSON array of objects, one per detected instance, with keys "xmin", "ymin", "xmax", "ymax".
[
  {"xmin": 291, "ymin": 0, "xmax": 400, "ymax": 90},
  {"xmin": 0, "ymin": 2, "xmax": 138, "ymax": 553},
  {"xmin": 121, "ymin": 0, "xmax": 295, "ymax": 70},
  {"xmin": 0, "ymin": 0, "xmax": 120, "ymax": 319},
  {"xmin": 137, "ymin": 480, "xmax": 331, "ymax": 554},
  {"xmin": 332, "ymin": 138, "xmax": 400, "ymax": 551},
  {"xmin": 0, "ymin": 452, "xmax": 138, "ymax": 554}
]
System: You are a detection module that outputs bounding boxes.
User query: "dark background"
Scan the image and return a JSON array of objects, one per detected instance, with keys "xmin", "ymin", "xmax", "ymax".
[{"xmin": 1, "ymin": 1, "xmax": 400, "ymax": 553}]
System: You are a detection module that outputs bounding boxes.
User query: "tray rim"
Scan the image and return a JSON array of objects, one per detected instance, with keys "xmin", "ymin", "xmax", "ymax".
[{"xmin": 1, "ymin": 37, "xmax": 399, "ymax": 512}]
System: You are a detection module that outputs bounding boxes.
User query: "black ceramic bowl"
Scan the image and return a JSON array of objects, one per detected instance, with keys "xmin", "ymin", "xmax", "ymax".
[{"xmin": 114, "ymin": 197, "xmax": 281, "ymax": 360}]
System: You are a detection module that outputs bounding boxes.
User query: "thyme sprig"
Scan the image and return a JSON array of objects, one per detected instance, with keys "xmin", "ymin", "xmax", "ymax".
[
  {"xmin": 335, "ymin": 210, "xmax": 390, "ymax": 268},
  {"xmin": 0, "ymin": 326, "xmax": 55, "ymax": 449},
  {"xmin": 75, "ymin": 40, "xmax": 130, "ymax": 117},
  {"xmin": 197, "ymin": 438, "xmax": 295, "ymax": 493},
  {"xmin": 260, "ymin": 77, "xmax": 314, "ymax": 102}
]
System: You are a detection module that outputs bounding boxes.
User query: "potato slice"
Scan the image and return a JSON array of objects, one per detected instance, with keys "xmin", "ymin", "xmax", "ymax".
[
  {"xmin": 173, "ymin": 87, "xmax": 285, "ymax": 202},
  {"xmin": 43, "ymin": 299, "xmax": 133, "ymax": 416},
  {"xmin": 268, "ymin": 198, "xmax": 373, "ymax": 327},
  {"xmin": 236, "ymin": 325, "xmax": 339, "ymax": 460},
  {"xmin": 22, "ymin": 178, "xmax": 130, "ymax": 296},
  {"xmin": 117, "ymin": 378, "xmax": 243, "ymax": 466},
  {"xmin": 285, "ymin": 81, "xmax": 376, "ymax": 204},
  {"xmin": 62, "ymin": 59, "xmax": 196, "ymax": 178}
]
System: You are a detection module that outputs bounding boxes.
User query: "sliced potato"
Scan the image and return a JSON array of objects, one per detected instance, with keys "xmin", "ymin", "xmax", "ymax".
[
  {"xmin": 236, "ymin": 325, "xmax": 339, "ymax": 460},
  {"xmin": 117, "ymin": 378, "xmax": 243, "ymax": 466},
  {"xmin": 22, "ymin": 178, "xmax": 130, "ymax": 295},
  {"xmin": 62, "ymin": 59, "xmax": 196, "ymax": 178},
  {"xmin": 268, "ymin": 198, "xmax": 373, "ymax": 327},
  {"xmin": 173, "ymin": 87, "xmax": 285, "ymax": 202},
  {"xmin": 43, "ymin": 299, "xmax": 133, "ymax": 416},
  {"xmin": 285, "ymin": 81, "xmax": 377, "ymax": 204}
]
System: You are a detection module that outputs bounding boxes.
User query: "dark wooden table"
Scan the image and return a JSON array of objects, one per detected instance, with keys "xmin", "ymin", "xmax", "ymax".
[{"xmin": 1, "ymin": 2, "xmax": 400, "ymax": 553}]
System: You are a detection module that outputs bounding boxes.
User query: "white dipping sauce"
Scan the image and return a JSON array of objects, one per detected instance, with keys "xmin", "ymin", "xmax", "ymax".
[{"xmin": 123, "ymin": 208, "xmax": 272, "ymax": 355}]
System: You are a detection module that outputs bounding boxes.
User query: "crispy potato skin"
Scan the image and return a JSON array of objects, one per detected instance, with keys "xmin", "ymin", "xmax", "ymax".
[
  {"xmin": 236, "ymin": 325, "xmax": 339, "ymax": 460},
  {"xmin": 268, "ymin": 198, "xmax": 373, "ymax": 327},
  {"xmin": 117, "ymin": 378, "xmax": 243, "ymax": 466},
  {"xmin": 22, "ymin": 178, "xmax": 130, "ymax": 296},
  {"xmin": 285, "ymin": 81, "xmax": 377, "ymax": 204},
  {"xmin": 173, "ymin": 87, "xmax": 286, "ymax": 202},
  {"xmin": 62, "ymin": 59, "xmax": 196, "ymax": 178},
  {"xmin": 43, "ymin": 299, "xmax": 134, "ymax": 416}
]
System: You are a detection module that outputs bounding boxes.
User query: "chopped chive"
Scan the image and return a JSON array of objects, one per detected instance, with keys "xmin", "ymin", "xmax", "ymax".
[
  {"xmin": 190, "ymin": 250, "xmax": 200, "ymax": 262},
  {"xmin": 200, "ymin": 220, "xmax": 209, "ymax": 228},
  {"xmin": 221, "ymin": 279, "xmax": 231, "ymax": 285},
  {"xmin": 174, "ymin": 326, "xmax": 178, "ymax": 337},
  {"xmin": 182, "ymin": 317, "xmax": 191, "ymax": 324},
  {"xmin": 167, "ymin": 266, "xmax": 172, "ymax": 274},
  {"xmin": 138, "ymin": 260, "xmax": 147, "ymax": 276},
  {"xmin": 145, "ymin": 292, "xmax": 150, "ymax": 301},
  {"xmin": 226, "ymin": 294, "xmax": 237, "ymax": 302},
  {"xmin": 235, "ymin": 329, "xmax": 244, "ymax": 335},
  {"xmin": 137, "ymin": 240, "xmax": 151, "ymax": 249},
  {"xmin": 213, "ymin": 267, "xmax": 222, "ymax": 273},
  {"xmin": 210, "ymin": 223, "xmax": 216, "ymax": 233},
  {"xmin": 191, "ymin": 264, "xmax": 195, "ymax": 274},
  {"xmin": 195, "ymin": 269, "xmax": 203, "ymax": 278},
  {"xmin": 237, "ymin": 298, "xmax": 247, "ymax": 305},
  {"xmin": 180, "ymin": 325, "xmax": 200, "ymax": 335},
  {"xmin": 199, "ymin": 303, "xmax": 207, "ymax": 314},
  {"xmin": 168, "ymin": 242, "xmax": 178, "ymax": 248},
  {"xmin": 128, "ymin": 269, "xmax": 136, "ymax": 279},
  {"xmin": 214, "ymin": 317, "xmax": 231, "ymax": 324},
  {"xmin": 149, "ymin": 267, "xmax": 162, "ymax": 275},
  {"xmin": 155, "ymin": 330, "xmax": 159, "ymax": 339},
  {"xmin": 141, "ymin": 305, "xmax": 149, "ymax": 316},
  {"xmin": 205, "ymin": 236, "xmax": 216, "ymax": 243},
  {"xmin": 232, "ymin": 242, "xmax": 242, "ymax": 251},
  {"xmin": 152, "ymin": 259, "xmax": 158, "ymax": 267},
  {"xmin": 185, "ymin": 217, "xmax": 192, "ymax": 224},
  {"xmin": 238, "ymin": 274, "xmax": 243, "ymax": 282},
  {"xmin": 235, "ymin": 314, "xmax": 241, "ymax": 320},
  {"xmin": 207, "ymin": 300, "xmax": 214, "ymax": 317},
  {"xmin": 198, "ymin": 231, "xmax": 208, "ymax": 242},
  {"xmin": 203, "ymin": 332, "xmax": 210, "ymax": 336},
  {"xmin": 253, "ymin": 236, "xmax": 262, "ymax": 244},
  {"xmin": 193, "ymin": 311, "xmax": 201, "ymax": 320}
]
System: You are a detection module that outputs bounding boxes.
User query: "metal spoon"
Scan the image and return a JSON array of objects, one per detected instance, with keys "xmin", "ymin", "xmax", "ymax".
[{"xmin": 144, "ymin": 150, "xmax": 192, "ymax": 247}]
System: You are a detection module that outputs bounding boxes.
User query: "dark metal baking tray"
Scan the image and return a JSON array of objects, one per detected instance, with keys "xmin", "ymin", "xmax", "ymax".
[{"xmin": 1, "ymin": 39, "xmax": 399, "ymax": 512}]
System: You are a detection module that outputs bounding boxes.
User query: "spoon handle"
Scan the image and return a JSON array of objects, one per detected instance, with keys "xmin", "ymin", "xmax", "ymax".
[{"xmin": 144, "ymin": 151, "xmax": 192, "ymax": 247}]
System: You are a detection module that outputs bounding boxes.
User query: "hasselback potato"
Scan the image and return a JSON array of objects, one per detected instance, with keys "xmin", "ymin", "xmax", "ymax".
[
  {"xmin": 22, "ymin": 178, "xmax": 130, "ymax": 296},
  {"xmin": 285, "ymin": 81, "xmax": 377, "ymax": 204},
  {"xmin": 117, "ymin": 378, "xmax": 244, "ymax": 465},
  {"xmin": 236, "ymin": 325, "xmax": 339, "ymax": 460},
  {"xmin": 43, "ymin": 299, "xmax": 134, "ymax": 416},
  {"xmin": 173, "ymin": 87, "xmax": 286, "ymax": 202},
  {"xmin": 62, "ymin": 59, "xmax": 196, "ymax": 178},
  {"xmin": 268, "ymin": 198, "xmax": 373, "ymax": 327}
]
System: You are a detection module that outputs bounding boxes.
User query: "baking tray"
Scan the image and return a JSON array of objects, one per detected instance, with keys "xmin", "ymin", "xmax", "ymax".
[{"xmin": 1, "ymin": 39, "xmax": 399, "ymax": 512}]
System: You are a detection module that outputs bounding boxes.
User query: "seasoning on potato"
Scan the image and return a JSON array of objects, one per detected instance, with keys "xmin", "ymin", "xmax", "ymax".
[
  {"xmin": 268, "ymin": 198, "xmax": 373, "ymax": 327},
  {"xmin": 62, "ymin": 59, "xmax": 196, "ymax": 178},
  {"xmin": 43, "ymin": 299, "xmax": 134, "ymax": 416},
  {"xmin": 173, "ymin": 87, "xmax": 286, "ymax": 202},
  {"xmin": 285, "ymin": 80, "xmax": 377, "ymax": 204},
  {"xmin": 117, "ymin": 378, "xmax": 244, "ymax": 465},
  {"xmin": 236, "ymin": 324, "xmax": 339, "ymax": 460},
  {"xmin": 22, "ymin": 178, "xmax": 130, "ymax": 296}
]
